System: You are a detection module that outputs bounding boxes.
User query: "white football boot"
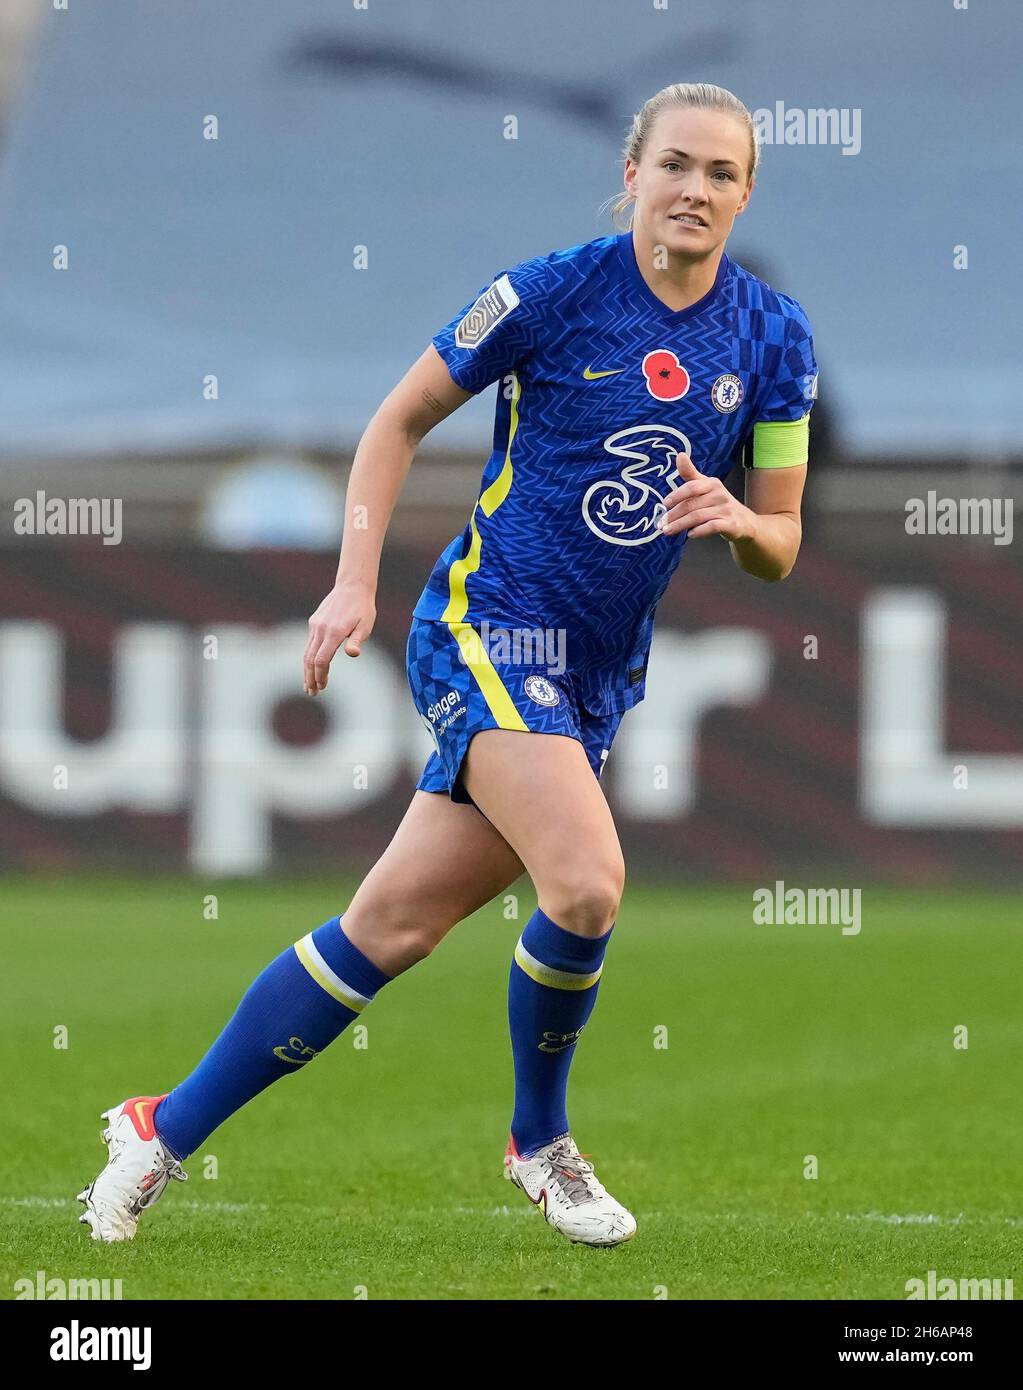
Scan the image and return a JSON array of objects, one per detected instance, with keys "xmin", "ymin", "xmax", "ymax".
[
  {"xmin": 77, "ymin": 1095, "xmax": 187, "ymax": 1242},
  {"xmin": 504, "ymin": 1132, "xmax": 637, "ymax": 1246}
]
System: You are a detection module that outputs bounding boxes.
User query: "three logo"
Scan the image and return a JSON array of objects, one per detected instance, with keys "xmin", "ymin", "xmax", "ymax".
[{"xmin": 582, "ymin": 423, "xmax": 691, "ymax": 548}]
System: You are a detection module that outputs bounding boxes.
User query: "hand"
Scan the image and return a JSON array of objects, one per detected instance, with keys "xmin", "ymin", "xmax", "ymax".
[
  {"xmin": 303, "ymin": 580, "xmax": 376, "ymax": 695},
  {"xmin": 658, "ymin": 454, "xmax": 756, "ymax": 542}
]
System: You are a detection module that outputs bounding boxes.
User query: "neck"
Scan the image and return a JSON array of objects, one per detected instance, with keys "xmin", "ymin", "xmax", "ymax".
[{"xmin": 629, "ymin": 222, "xmax": 723, "ymax": 312}]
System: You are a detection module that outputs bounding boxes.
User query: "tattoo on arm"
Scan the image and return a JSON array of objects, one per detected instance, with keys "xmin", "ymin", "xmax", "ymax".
[{"xmin": 421, "ymin": 388, "xmax": 446, "ymax": 416}]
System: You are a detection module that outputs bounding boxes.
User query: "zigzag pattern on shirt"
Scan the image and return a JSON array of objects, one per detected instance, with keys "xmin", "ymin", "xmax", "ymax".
[{"xmin": 418, "ymin": 233, "xmax": 816, "ymax": 717}]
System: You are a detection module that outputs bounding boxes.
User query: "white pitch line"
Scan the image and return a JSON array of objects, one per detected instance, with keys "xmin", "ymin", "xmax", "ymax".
[
  {"xmin": 2, "ymin": 1196, "xmax": 73, "ymax": 1208},
  {"xmin": 2, "ymin": 1195, "xmax": 269, "ymax": 1214},
  {"xmin": 176, "ymin": 1199, "xmax": 270, "ymax": 1214},
  {"xmin": 8, "ymin": 1195, "xmax": 1018, "ymax": 1228},
  {"xmin": 840, "ymin": 1211, "xmax": 1023, "ymax": 1228}
]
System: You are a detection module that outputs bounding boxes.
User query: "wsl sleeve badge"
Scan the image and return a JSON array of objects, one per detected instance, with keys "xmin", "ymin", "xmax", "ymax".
[
  {"xmin": 711, "ymin": 374, "xmax": 745, "ymax": 413},
  {"xmin": 454, "ymin": 274, "xmax": 521, "ymax": 348}
]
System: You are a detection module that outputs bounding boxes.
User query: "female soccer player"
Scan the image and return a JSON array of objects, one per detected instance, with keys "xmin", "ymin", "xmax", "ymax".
[{"xmin": 79, "ymin": 82, "xmax": 816, "ymax": 1248}]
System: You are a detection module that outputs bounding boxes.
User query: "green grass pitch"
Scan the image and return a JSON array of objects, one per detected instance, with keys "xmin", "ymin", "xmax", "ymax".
[{"xmin": 1, "ymin": 876, "xmax": 1019, "ymax": 1300}]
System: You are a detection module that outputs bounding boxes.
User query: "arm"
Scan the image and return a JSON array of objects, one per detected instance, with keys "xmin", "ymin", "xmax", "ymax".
[
  {"xmin": 728, "ymin": 463, "xmax": 805, "ymax": 581},
  {"xmin": 657, "ymin": 455, "xmax": 806, "ymax": 583},
  {"xmin": 303, "ymin": 345, "xmax": 472, "ymax": 694}
]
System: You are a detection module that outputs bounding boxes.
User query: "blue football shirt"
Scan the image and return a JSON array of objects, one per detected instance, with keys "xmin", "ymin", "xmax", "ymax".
[{"xmin": 414, "ymin": 231, "xmax": 818, "ymax": 715}]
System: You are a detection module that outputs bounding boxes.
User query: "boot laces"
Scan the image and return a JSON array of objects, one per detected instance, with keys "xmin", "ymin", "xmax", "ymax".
[
  {"xmin": 543, "ymin": 1140, "xmax": 598, "ymax": 1206},
  {"xmin": 128, "ymin": 1155, "xmax": 187, "ymax": 1214}
]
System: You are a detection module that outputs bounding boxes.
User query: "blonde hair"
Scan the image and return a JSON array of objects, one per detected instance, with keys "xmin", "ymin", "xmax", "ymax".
[{"xmin": 603, "ymin": 83, "xmax": 759, "ymax": 231}]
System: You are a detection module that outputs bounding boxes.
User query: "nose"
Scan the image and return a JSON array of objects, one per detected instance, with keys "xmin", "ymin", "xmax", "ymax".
[{"xmin": 680, "ymin": 170, "xmax": 711, "ymax": 204}]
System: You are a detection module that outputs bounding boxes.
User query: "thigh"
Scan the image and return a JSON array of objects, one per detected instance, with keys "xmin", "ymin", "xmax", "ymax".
[
  {"xmin": 406, "ymin": 615, "xmax": 586, "ymax": 805},
  {"xmin": 343, "ymin": 790, "xmax": 525, "ymax": 964},
  {"xmin": 461, "ymin": 728, "xmax": 625, "ymax": 902}
]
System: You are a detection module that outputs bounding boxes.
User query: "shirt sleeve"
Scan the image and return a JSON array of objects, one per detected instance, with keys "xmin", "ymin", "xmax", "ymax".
[
  {"xmin": 742, "ymin": 297, "xmax": 818, "ymax": 468},
  {"xmin": 755, "ymin": 297, "xmax": 819, "ymax": 424},
  {"xmin": 431, "ymin": 256, "xmax": 553, "ymax": 395}
]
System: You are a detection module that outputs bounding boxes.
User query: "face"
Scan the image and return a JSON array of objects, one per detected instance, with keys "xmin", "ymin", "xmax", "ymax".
[{"xmin": 623, "ymin": 107, "xmax": 753, "ymax": 256}]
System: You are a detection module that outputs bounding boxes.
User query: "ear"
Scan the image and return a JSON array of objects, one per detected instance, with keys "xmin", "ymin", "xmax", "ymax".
[{"xmin": 735, "ymin": 178, "xmax": 755, "ymax": 215}]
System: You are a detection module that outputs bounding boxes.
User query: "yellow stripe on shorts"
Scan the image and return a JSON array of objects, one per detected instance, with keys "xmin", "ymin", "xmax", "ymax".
[{"xmin": 447, "ymin": 621, "xmax": 528, "ymax": 732}]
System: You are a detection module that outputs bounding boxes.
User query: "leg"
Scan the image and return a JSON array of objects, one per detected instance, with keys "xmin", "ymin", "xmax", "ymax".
[
  {"xmin": 342, "ymin": 790, "xmax": 525, "ymax": 975},
  {"xmin": 463, "ymin": 729, "xmax": 625, "ymax": 937},
  {"xmin": 462, "ymin": 729, "xmax": 625, "ymax": 1157},
  {"xmin": 79, "ymin": 788, "xmax": 525, "ymax": 1240},
  {"xmin": 155, "ymin": 790, "xmax": 523, "ymax": 1159}
]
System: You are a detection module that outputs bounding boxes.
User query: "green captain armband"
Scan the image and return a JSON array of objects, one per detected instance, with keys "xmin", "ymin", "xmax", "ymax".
[{"xmin": 741, "ymin": 413, "xmax": 810, "ymax": 469}]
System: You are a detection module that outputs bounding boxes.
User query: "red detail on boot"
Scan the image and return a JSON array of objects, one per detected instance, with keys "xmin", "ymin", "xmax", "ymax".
[{"xmin": 123, "ymin": 1095, "xmax": 168, "ymax": 1142}]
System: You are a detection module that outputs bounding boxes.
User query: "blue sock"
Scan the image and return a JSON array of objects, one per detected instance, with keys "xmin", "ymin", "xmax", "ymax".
[
  {"xmin": 507, "ymin": 908, "xmax": 613, "ymax": 1159},
  {"xmin": 154, "ymin": 916, "xmax": 390, "ymax": 1159}
]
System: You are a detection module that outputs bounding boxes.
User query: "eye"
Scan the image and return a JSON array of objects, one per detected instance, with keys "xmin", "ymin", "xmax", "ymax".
[
  {"xmin": 663, "ymin": 161, "xmax": 683, "ymax": 173},
  {"xmin": 712, "ymin": 170, "xmax": 735, "ymax": 182}
]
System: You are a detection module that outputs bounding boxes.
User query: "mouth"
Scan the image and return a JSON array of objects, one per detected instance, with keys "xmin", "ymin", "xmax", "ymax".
[{"xmin": 669, "ymin": 213, "xmax": 707, "ymax": 228}]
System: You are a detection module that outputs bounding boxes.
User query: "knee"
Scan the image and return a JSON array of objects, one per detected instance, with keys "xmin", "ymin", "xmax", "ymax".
[
  {"xmin": 541, "ymin": 856, "xmax": 625, "ymax": 937},
  {"xmin": 374, "ymin": 907, "xmax": 449, "ymax": 965},
  {"xmin": 343, "ymin": 896, "xmax": 453, "ymax": 973}
]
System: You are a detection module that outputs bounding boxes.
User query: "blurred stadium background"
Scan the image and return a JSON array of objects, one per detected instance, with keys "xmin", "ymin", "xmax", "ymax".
[
  {"xmin": 0, "ymin": 0, "xmax": 1020, "ymax": 884},
  {"xmin": 2, "ymin": 0, "xmax": 1022, "ymax": 1307}
]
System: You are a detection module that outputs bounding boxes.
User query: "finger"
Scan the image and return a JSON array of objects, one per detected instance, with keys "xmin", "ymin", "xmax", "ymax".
[
  {"xmin": 342, "ymin": 622, "xmax": 373, "ymax": 659},
  {"xmin": 312, "ymin": 632, "xmax": 345, "ymax": 690},
  {"xmin": 303, "ymin": 630, "xmax": 321, "ymax": 694},
  {"xmin": 662, "ymin": 507, "xmax": 725, "ymax": 535},
  {"xmin": 674, "ymin": 453, "xmax": 702, "ymax": 481},
  {"xmin": 661, "ymin": 482, "xmax": 722, "ymax": 520},
  {"xmin": 304, "ymin": 624, "xmax": 331, "ymax": 692},
  {"xmin": 660, "ymin": 487, "xmax": 726, "ymax": 524},
  {"xmin": 658, "ymin": 483, "xmax": 717, "ymax": 517},
  {"xmin": 686, "ymin": 518, "xmax": 731, "ymax": 539}
]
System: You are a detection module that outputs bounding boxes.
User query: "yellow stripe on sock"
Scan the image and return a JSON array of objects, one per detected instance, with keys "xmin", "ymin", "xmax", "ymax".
[
  {"xmin": 513, "ymin": 939, "xmax": 603, "ymax": 991},
  {"xmin": 293, "ymin": 936, "xmax": 370, "ymax": 1013}
]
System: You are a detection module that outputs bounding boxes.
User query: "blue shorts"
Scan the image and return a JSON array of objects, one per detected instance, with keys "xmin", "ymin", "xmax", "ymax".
[{"xmin": 406, "ymin": 616, "xmax": 625, "ymax": 806}]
